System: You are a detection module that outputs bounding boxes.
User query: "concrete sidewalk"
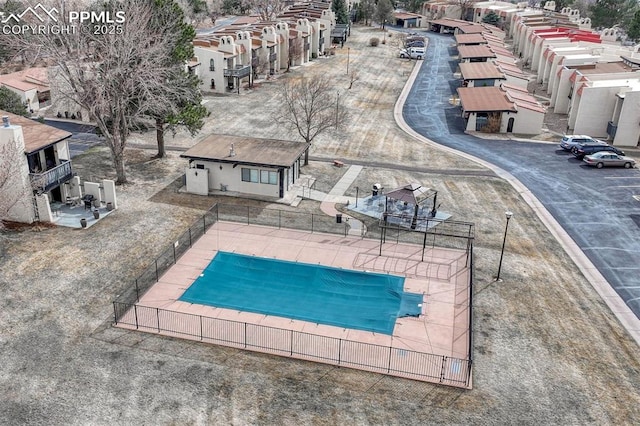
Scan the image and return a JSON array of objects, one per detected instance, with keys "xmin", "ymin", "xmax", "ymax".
[
  {"xmin": 319, "ymin": 165, "xmax": 366, "ymax": 236},
  {"xmin": 277, "ymin": 166, "xmax": 366, "ymax": 236}
]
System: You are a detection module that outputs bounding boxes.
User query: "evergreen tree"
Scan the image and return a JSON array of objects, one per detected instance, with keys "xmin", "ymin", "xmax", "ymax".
[
  {"xmin": 0, "ymin": 87, "xmax": 27, "ymax": 116},
  {"xmin": 356, "ymin": 0, "xmax": 376, "ymax": 25},
  {"xmin": 375, "ymin": 0, "xmax": 394, "ymax": 29},
  {"xmin": 482, "ymin": 11, "xmax": 500, "ymax": 26},
  {"xmin": 589, "ymin": 0, "xmax": 636, "ymax": 29},
  {"xmin": 147, "ymin": 0, "xmax": 209, "ymax": 158},
  {"xmin": 332, "ymin": 0, "xmax": 350, "ymax": 25},
  {"xmin": 628, "ymin": 9, "xmax": 640, "ymax": 42}
]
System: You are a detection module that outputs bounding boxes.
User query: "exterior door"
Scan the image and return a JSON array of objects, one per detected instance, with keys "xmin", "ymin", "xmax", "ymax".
[{"xmin": 507, "ymin": 117, "xmax": 515, "ymax": 133}]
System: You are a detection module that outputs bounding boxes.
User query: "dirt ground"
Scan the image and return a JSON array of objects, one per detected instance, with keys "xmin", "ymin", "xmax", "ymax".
[{"xmin": 1, "ymin": 25, "xmax": 639, "ymax": 424}]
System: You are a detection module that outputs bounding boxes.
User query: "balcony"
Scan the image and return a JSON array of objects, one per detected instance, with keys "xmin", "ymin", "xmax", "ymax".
[
  {"xmin": 607, "ymin": 121, "xmax": 618, "ymax": 139},
  {"xmin": 223, "ymin": 64, "xmax": 251, "ymax": 79},
  {"xmin": 30, "ymin": 160, "xmax": 74, "ymax": 192},
  {"xmin": 269, "ymin": 52, "xmax": 277, "ymax": 62}
]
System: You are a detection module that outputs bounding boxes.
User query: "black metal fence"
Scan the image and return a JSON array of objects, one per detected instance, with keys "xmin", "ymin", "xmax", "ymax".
[
  {"xmin": 113, "ymin": 203, "xmax": 219, "ymax": 308},
  {"xmin": 112, "ymin": 203, "xmax": 475, "ymax": 386},
  {"xmin": 113, "ymin": 302, "xmax": 471, "ymax": 387}
]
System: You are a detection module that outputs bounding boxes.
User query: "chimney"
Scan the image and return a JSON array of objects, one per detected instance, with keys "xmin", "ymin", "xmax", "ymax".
[
  {"xmin": 2, "ymin": 116, "xmax": 9, "ymax": 127},
  {"xmin": 229, "ymin": 143, "xmax": 236, "ymax": 157}
]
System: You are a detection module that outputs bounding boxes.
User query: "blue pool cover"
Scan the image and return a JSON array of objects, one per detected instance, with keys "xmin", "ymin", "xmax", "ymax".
[{"xmin": 179, "ymin": 252, "xmax": 423, "ymax": 335}]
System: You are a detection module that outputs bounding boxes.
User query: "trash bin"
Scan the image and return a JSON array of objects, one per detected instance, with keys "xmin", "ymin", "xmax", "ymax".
[
  {"xmin": 336, "ymin": 214, "xmax": 342, "ymax": 223},
  {"xmin": 372, "ymin": 183, "xmax": 382, "ymax": 196}
]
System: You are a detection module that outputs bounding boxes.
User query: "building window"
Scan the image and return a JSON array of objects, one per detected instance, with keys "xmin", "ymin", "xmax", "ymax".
[
  {"xmin": 260, "ymin": 170, "xmax": 277, "ymax": 185},
  {"xmin": 210, "ymin": 79, "xmax": 215, "ymax": 89},
  {"xmin": 241, "ymin": 168, "xmax": 259, "ymax": 183},
  {"xmin": 242, "ymin": 168, "xmax": 277, "ymax": 184},
  {"xmin": 209, "ymin": 59, "xmax": 215, "ymax": 71}
]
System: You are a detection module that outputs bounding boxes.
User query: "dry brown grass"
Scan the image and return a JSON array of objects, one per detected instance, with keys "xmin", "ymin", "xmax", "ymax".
[{"xmin": 0, "ymin": 25, "xmax": 639, "ymax": 424}]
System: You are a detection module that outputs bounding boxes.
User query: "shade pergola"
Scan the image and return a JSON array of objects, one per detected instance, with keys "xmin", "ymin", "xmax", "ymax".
[
  {"xmin": 385, "ymin": 183, "xmax": 437, "ymax": 206},
  {"xmin": 384, "ymin": 183, "xmax": 438, "ymax": 229}
]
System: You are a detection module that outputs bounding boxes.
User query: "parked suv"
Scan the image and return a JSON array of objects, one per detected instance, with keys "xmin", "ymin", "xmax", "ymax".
[
  {"xmin": 560, "ymin": 134, "xmax": 601, "ymax": 151},
  {"xmin": 572, "ymin": 143, "xmax": 625, "ymax": 160}
]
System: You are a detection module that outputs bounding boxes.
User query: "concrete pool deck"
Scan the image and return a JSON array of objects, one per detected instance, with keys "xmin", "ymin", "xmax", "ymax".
[{"xmin": 115, "ymin": 221, "xmax": 471, "ymax": 385}]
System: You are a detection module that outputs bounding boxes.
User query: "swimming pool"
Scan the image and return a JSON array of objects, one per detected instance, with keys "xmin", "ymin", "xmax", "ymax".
[{"xmin": 179, "ymin": 252, "xmax": 423, "ymax": 335}]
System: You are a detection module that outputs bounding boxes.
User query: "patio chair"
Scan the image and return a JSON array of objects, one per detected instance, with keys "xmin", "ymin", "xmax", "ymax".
[{"xmin": 82, "ymin": 194, "xmax": 94, "ymax": 210}]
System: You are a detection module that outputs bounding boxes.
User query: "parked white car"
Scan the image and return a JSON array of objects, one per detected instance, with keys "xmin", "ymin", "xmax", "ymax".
[{"xmin": 399, "ymin": 47, "xmax": 425, "ymax": 60}]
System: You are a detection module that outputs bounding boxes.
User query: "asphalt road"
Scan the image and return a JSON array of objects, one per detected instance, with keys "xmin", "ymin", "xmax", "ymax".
[
  {"xmin": 41, "ymin": 118, "xmax": 103, "ymax": 158},
  {"xmin": 403, "ymin": 32, "xmax": 640, "ymax": 319}
]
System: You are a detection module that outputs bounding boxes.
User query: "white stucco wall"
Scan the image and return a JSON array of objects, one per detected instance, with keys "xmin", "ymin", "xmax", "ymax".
[
  {"xmin": 185, "ymin": 167, "xmax": 209, "ymax": 195},
  {"xmin": 193, "ymin": 47, "xmax": 226, "ymax": 94},
  {"xmin": 512, "ymin": 108, "xmax": 544, "ymax": 134},
  {"xmin": 504, "ymin": 74, "xmax": 528, "ymax": 88},
  {"xmin": 47, "ymin": 66, "xmax": 90, "ymax": 122},
  {"xmin": 613, "ymin": 90, "xmax": 640, "ymax": 147},
  {"xmin": 0, "ymin": 125, "xmax": 36, "ymax": 224},
  {"xmin": 551, "ymin": 68, "xmax": 572, "ymax": 111},
  {"xmin": 573, "ymin": 86, "xmax": 619, "ymax": 137},
  {"xmin": 188, "ymin": 161, "xmax": 282, "ymax": 198}
]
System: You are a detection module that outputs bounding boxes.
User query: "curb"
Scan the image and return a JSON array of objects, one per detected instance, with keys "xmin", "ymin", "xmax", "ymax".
[{"xmin": 393, "ymin": 54, "xmax": 640, "ymax": 347}]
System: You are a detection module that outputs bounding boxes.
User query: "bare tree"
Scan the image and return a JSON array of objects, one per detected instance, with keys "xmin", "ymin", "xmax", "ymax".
[
  {"xmin": 176, "ymin": 0, "xmax": 210, "ymax": 27},
  {"xmin": 0, "ymin": 136, "xmax": 31, "ymax": 230},
  {"xmin": 251, "ymin": 0, "xmax": 286, "ymax": 21},
  {"xmin": 7, "ymin": 0, "xmax": 197, "ymax": 184},
  {"xmin": 448, "ymin": 0, "xmax": 478, "ymax": 20},
  {"xmin": 273, "ymin": 75, "xmax": 348, "ymax": 166},
  {"xmin": 348, "ymin": 70, "xmax": 359, "ymax": 89}
]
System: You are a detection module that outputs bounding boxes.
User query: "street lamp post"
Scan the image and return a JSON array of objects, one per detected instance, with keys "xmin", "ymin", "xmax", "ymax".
[
  {"xmin": 347, "ymin": 47, "xmax": 350, "ymax": 75},
  {"xmin": 355, "ymin": 186, "xmax": 359, "ymax": 207},
  {"xmin": 383, "ymin": 20, "xmax": 387, "ymax": 44},
  {"xmin": 495, "ymin": 211, "xmax": 513, "ymax": 281},
  {"xmin": 336, "ymin": 91, "xmax": 339, "ymax": 129}
]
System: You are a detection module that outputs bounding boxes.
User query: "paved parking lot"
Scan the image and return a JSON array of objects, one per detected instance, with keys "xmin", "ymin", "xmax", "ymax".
[{"xmin": 403, "ymin": 31, "xmax": 640, "ymax": 321}]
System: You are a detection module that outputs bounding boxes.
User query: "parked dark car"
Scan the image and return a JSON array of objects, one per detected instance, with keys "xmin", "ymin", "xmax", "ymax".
[
  {"xmin": 572, "ymin": 143, "xmax": 625, "ymax": 160},
  {"xmin": 406, "ymin": 40, "xmax": 426, "ymax": 48}
]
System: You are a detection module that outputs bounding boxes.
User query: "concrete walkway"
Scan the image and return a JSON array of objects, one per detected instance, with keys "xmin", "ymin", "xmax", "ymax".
[
  {"xmin": 395, "ymin": 45, "xmax": 640, "ymax": 347},
  {"xmin": 318, "ymin": 165, "xmax": 366, "ymax": 236}
]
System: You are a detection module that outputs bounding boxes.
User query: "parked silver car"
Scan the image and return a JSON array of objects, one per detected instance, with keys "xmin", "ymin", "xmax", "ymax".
[
  {"xmin": 583, "ymin": 151, "xmax": 637, "ymax": 168},
  {"xmin": 559, "ymin": 134, "xmax": 602, "ymax": 151}
]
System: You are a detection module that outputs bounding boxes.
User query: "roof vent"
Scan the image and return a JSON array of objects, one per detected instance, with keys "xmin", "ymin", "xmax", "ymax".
[
  {"xmin": 2, "ymin": 116, "xmax": 9, "ymax": 127},
  {"xmin": 229, "ymin": 143, "xmax": 236, "ymax": 157}
]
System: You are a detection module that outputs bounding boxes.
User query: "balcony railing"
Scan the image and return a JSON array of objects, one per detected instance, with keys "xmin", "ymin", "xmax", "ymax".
[
  {"xmin": 269, "ymin": 52, "xmax": 277, "ymax": 62},
  {"xmin": 304, "ymin": 42, "xmax": 310, "ymax": 51},
  {"xmin": 607, "ymin": 121, "xmax": 618, "ymax": 139},
  {"xmin": 319, "ymin": 37, "xmax": 324, "ymax": 46},
  {"xmin": 252, "ymin": 57, "xmax": 260, "ymax": 67},
  {"xmin": 223, "ymin": 64, "xmax": 251, "ymax": 78},
  {"xmin": 30, "ymin": 160, "xmax": 73, "ymax": 192}
]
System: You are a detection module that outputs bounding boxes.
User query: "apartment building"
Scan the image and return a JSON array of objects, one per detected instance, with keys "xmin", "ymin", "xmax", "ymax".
[{"xmin": 192, "ymin": 4, "xmax": 334, "ymax": 95}]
